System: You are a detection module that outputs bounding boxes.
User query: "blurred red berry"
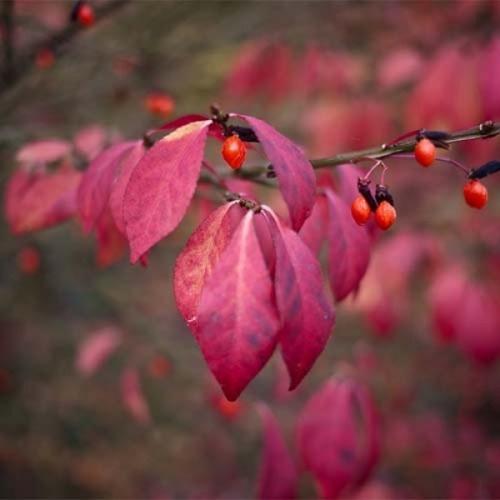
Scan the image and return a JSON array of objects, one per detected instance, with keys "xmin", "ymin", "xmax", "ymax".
[
  {"xmin": 351, "ymin": 195, "xmax": 372, "ymax": 225},
  {"xmin": 35, "ymin": 48, "xmax": 55, "ymax": 70},
  {"xmin": 148, "ymin": 355, "xmax": 171, "ymax": 379},
  {"xmin": 222, "ymin": 135, "xmax": 246, "ymax": 170},
  {"xmin": 17, "ymin": 246, "xmax": 41, "ymax": 275},
  {"xmin": 414, "ymin": 138, "xmax": 436, "ymax": 167},
  {"xmin": 77, "ymin": 2, "xmax": 95, "ymax": 28},
  {"xmin": 145, "ymin": 92, "xmax": 175, "ymax": 118},
  {"xmin": 463, "ymin": 180, "xmax": 488, "ymax": 209},
  {"xmin": 375, "ymin": 201, "xmax": 397, "ymax": 230},
  {"xmin": 212, "ymin": 395, "xmax": 242, "ymax": 420}
]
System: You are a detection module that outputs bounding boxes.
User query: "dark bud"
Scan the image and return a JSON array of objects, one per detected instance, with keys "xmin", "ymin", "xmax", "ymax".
[
  {"xmin": 143, "ymin": 133, "xmax": 155, "ymax": 149},
  {"xmin": 358, "ymin": 178, "xmax": 378, "ymax": 212},
  {"xmin": 468, "ymin": 160, "xmax": 500, "ymax": 180},
  {"xmin": 416, "ymin": 129, "xmax": 451, "ymax": 150},
  {"xmin": 375, "ymin": 184, "xmax": 395, "ymax": 207},
  {"xmin": 70, "ymin": 0, "xmax": 84, "ymax": 22},
  {"xmin": 266, "ymin": 165, "xmax": 276, "ymax": 178},
  {"xmin": 226, "ymin": 125, "xmax": 259, "ymax": 143}
]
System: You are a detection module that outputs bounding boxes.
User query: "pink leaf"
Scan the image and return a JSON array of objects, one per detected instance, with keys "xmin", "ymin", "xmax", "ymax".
[
  {"xmin": 120, "ymin": 368, "xmax": 151, "ymax": 424},
  {"xmin": 325, "ymin": 189, "xmax": 370, "ymax": 302},
  {"xmin": 75, "ymin": 326, "xmax": 122, "ymax": 377},
  {"xmin": 236, "ymin": 114, "xmax": 316, "ymax": 231},
  {"xmin": 109, "ymin": 141, "xmax": 145, "ymax": 234},
  {"xmin": 264, "ymin": 208, "xmax": 335, "ymax": 390},
  {"xmin": 77, "ymin": 141, "xmax": 135, "ymax": 233},
  {"xmin": 124, "ymin": 120, "xmax": 212, "ymax": 263},
  {"xmin": 257, "ymin": 403, "xmax": 298, "ymax": 500},
  {"xmin": 73, "ymin": 124, "xmax": 108, "ymax": 161},
  {"xmin": 196, "ymin": 211, "xmax": 280, "ymax": 401},
  {"xmin": 16, "ymin": 139, "xmax": 71, "ymax": 165},
  {"xmin": 173, "ymin": 202, "xmax": 245, "ymax": 331},
  {"xmin": 297, "ymin": 375, "xmax": 380, "ymax": 499},
  {"xmin": 299, "ymin": 196, "xmax": 328, "ymax": 256},
  {"xmin": 95, "ymin": 209, "xmax": 128, "ymax": 268},
  {"xmin": 5, "ymin": 164, "xmax": 81, "ymax": 234}
]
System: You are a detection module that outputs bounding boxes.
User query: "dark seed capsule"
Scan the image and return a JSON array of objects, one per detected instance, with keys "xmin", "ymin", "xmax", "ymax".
[
  {"xmin": 375, "ymin": 184, "xmax": 395, "ymax": 207},
  {"xmin": 469, "ymin": 160, "xmax": 500, "ymax": 180}
]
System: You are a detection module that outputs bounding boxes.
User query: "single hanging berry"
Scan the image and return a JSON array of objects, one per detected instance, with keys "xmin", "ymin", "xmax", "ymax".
[
  {"xmin": 375, "ymin": 201, "xmax": 397, "ymax": 230},
  {"xmin": 463, "ymin": 180, "xmax": 488, "ymax": 209},
  {"xmin": 414, "ymin": 138, "xmax": 436, "ymax": 167},
  {"xmin": 222, "ymin": 135, "xmax": 246, "ymax": 170},
  {"xmin": 76, "ymin": 2, "xmax": 95, "ymax": 28},
  {"xmin": 351, "ymin": 195, "xmax": 372, "ymax": 225}
]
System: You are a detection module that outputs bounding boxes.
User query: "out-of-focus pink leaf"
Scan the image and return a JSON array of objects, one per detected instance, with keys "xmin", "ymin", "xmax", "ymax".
[
  {"xmin": 16, "ymin": 139, "xmax": 71, "ymax": 165},
  {"xmin": 77, "ymin": 141, "xmax": 135, "ymax": 233},
  {"xmin": 75, "ymin": 326, "xmax": 122, "ymax": 377},
  {"xmin": 173, "ymin": 202, "xmax": 245, "ymax": 331},
  {"xmin": 120, "ymin": 368, "xmax": 151, "ymax": 424},
  {"xmin": 299, "ymin": 196, "xmax": 328, "ymax": 256},
  {"xmin": 264, "ymin": 207, "xmax": 335, "ymax": 390},
  {"xmin": 236, "ymin": 114, "xmax": 316, "ymax": 231},
  {"xmin": 297, "ymin": 375, "xmax": 380, "ymax": 499},
  {"xmin": 257, "ymin": 403, "xmax": 298, "ymax": 500},
  {"xmin": 95, "ymin": 209, "xmax": 128, "ymax": 268},
  {"xmin": 325, "ymin": 189, "xmax": 370, "ymax": 302},
  {"xmin": 196, "ymin": 211, "xmax": 280, "ymax": 401},
  {"xmin": 5, "ymin": 164, "xmax": 81, "ymax": 234},
  {"xmin": 109, "ymin": 141, "xmax": 145, "ymax": 234},
  {"xmin": 73, "ymin": 125, "xmax": 108, "ymax": 161},
  {"xmin": 336, "ymin": 164, "xmax": 364, "ymax": 206},
  {"xmin": 479, "ymin": 36, "xmax": 500, "ymax": 118},
  {"xmin": 124, "ymin": 120, "xmax": 212, "ymax": 263},
  {"xmin": 377, "ymin": 48, "xmax": 423, "ymax": 90}
]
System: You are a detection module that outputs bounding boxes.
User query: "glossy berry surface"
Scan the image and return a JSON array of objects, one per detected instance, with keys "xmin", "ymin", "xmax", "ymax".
[
  {"xmin": 414, "ymin": 138, "xmax": 436, "ymax": 167},
  {"xmin": 463, "ymin": 180, "xmax": 488, "ymax": 209},
  {"xmin": 222, "ymin": 135, "xmax": 246, "ymax": 169},
  {"xmin": 375, "ymin": 201, "xmax": 397, "ymax": 230},
  {"xmin": 351, "ymin": 195, "xmax": 372, "ymax": 225},
  {"xmin": 77, "ymin": 3, "xmax": 95, "ymax": 27}
]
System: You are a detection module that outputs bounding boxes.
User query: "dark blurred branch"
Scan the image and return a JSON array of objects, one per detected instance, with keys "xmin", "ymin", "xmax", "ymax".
[
  {"xmin": 235, "ymin": 121, "xmax": 500, "ymax": 181},
  {"xmin": 0, "ymin": 0, "xmax": 129, "ymax": 95},
  {"xmin": 1, "ymin": 0, "xmax": 15, "ymax": 84}
]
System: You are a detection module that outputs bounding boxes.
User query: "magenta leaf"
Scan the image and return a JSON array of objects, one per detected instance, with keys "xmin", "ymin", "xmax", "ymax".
[
  {"xmin": 5, "ymin": 165, "xmax": 81, "ymax": 234},
  {"xmin": 124, "ymin": 120, "xmax": 212, "ymax": 263},
  {"xmin": 109, "ymin": 141, "xmax": 145, "ymax": 234},
  {"xmin": 196, "ymin": 211, "xmax": 280, "ymax": 401},
  {"xmin": 325, "ymin": 189, "xmax": 370, "ymax": 302},
  {"xmin": 16, "ymin": 139, "xmax": 71, "ymax": 165},
  {"xmin": 299, "ymin": 196, "xmax": 328, "ymax": 256},
  {"xmin": 77, "ymin": 141, "xmax": 135, "ymax": 233},
  {"xmin": 73, "ymin": 124, "xmax": 108, "ymax": 161},
  {"xmin": 257, "ymin": 403, "xmax": 298, "ymax": 500},
  {"xmin": 297, "ymin": 375, "xmax": 380, "ymax": 499},
  {"xmin": 264, "ymin": 208, "xmax": 335, "ymax": 390},
  {"xmin": 236, "ymin": 114, "xmax": 316, "ymax": 231},
  {"xmin": 173, "ymin": 202, "xmax": 245, "ymax": 331}
]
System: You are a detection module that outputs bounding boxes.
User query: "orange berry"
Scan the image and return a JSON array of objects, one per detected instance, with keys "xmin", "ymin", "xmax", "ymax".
[
  {"xmin": 77, "ymin": 2, "xmax": 95, "ymax": 27},
  {"xmin": 145, "ymin": 92, "xmax": 175, "ymax": 118},
  {"xmin": 375, "ymin": 201, "xmax": 397, "ymax": 230},
  {"xmin": 463, "ymin": 180, "xmax": 488, "ymax": 209},
  {"xmin": 35, "ymin": 48, "xmax": 55, "ymax": 70},
  {"xmin": 17, "ymin": 246, "xmax": 41, "ymax": 275},
  {"xmin": 212, "ymin": 395, "xmax": 242, "ymax": 420},
  {"xmin": 414, "ymin": 138, "xmax": 436, "ymax": 167},
  {"xmin": 222, "ymin": 135, "xmax": 246, "ymax": 170},
  {"xmin": 351, "ymin": 195, "xmax": 372, "ymax": 225}
]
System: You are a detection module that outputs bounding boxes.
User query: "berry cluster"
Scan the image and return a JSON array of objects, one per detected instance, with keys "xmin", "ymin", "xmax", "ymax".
[{"xmin": 351, "ymin": 180, "xmax": 397, "ymax": 230}]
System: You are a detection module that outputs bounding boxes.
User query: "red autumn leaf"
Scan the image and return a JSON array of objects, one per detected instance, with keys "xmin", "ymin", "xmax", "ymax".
[
  {"xmin": 124, "ymin": 120, "xmax": 212, "ymax": 263},
  {"xmin": 257, "ymin": 403, "xmax": 298, "ymax": 500},
  {"xmin": 77, "ymin": 141, "xmax": 135, "ymax": 233},
  {"xmin": 264, "ymin": 208, "xmax": 335, "ymax": 390},
  {"xmin": 173, "ymin": 202, "xmax": 245, "ymax": 331},
  {"xmin": 196, "ymin": 211, "xmax": 280, "ymax": 401},
  {"xmin": 158, "ymin": 114, "xmax": 225, "ymax": 141},
  {"xmin": 299, "ymin": 196, "xmax": 328, "ymax": 256},
  {"xmin": 297, "ymin": 375, "xmax": 380, "ymax": 499},
  {"xmin": 235, "ymin": 114, "xmax": 316, "ymax": 231},
  {"xmin": 325, "ymin": 189, "xmax": 370, "ymax": 302},
  {"xmin": 16, "ymin": 139, "xmax": 71, "ymax": 165},
  {"xmin": 5, "ymin": 164, "xmax": 81, "ymax": 234},
  {"xmin": 120, "ymin": 368, "xmax": 151, "ymax": 424},
  {"xmin": 109, "ymin": 141, "xmax": 145, "ymax": 234},
  {"xmin": 75, "ymin": 326, "xmax": 122, "ymax": 377},
  {"xmin": 95, "ymin": 209, "xmax": 128, "ymax": 268}
]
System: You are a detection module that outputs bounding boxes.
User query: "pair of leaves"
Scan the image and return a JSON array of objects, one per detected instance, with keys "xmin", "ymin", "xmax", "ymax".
[{"xmin": 174, "ymin": 204, "xmax": 334, "ymax": 400}]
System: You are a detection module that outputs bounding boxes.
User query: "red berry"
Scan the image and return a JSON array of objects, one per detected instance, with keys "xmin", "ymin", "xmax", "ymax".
[
  {"xmin": 145, "ymin": 92, "xmax": 175, "ymax": 118},
  {"xmin": 463, "ymin": 180, "xmax": 488, "ymax": 209},
  {"xmin": 351, "ymin": 195, "xmax": 372, "ymax": 225},
  {"xmin": 77, "ymin": 3, "xmax": 95, "ymax": 27},
  {"xmin": 17, "ymin": 246, "xmax": 41, "ymax": 275},
  {"xmin": 375, "ymin": 201, "xmax": 397, "ymax": 230},
  {"xmin": 35, "ymin": 48, "xmax": 55, "ymax": 70},
  {"xmin": 414, "ymin": 138, "xmax": 436, "ymax": 167},
  {"xmin": 222, "ymin": 135, "xmax": 246, "ymax": 170}
]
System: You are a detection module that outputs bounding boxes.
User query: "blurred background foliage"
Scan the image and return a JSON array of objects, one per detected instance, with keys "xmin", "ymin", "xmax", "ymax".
[{"xmin": 1, "ymin": 1, "xmax": 500, "ymax": 498}]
